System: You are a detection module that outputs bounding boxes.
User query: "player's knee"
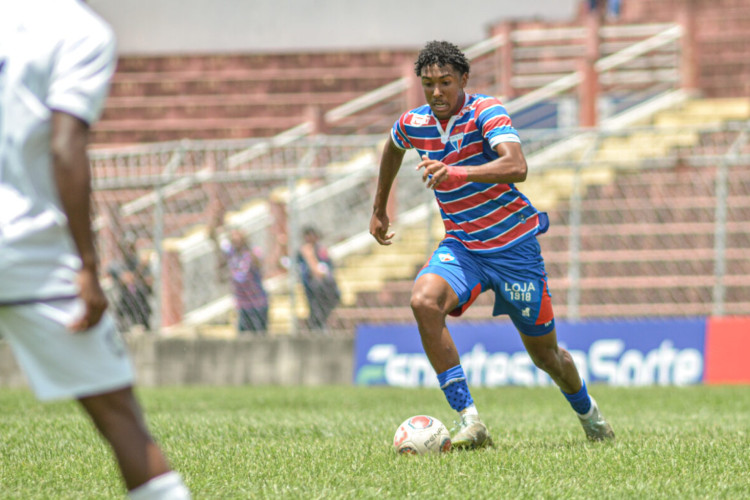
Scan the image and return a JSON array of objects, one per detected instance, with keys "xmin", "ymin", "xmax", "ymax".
[
  {"xmin": 528, "ymin": 347, "xmax": 562, "ymax": 375},
  {"xmin": 409, "ymin": 290, "xmax": 441, "ymax": 318},
  {"xmin": 79, "ymin": 388, "xmax": 143, "ymax": 432}
]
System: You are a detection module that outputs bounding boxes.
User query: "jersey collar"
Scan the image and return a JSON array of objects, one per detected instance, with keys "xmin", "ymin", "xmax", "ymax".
[{"xmin": 435, "ymin": 93, "xmax": 469, "ymax": 144}]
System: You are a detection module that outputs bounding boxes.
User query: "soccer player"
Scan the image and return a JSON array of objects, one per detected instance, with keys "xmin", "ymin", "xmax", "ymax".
[
  {"xmin": 369, "ymin": 41, "xmax": 614, "ymax": 449},
  {"xmin": 0, "ymin": 1, "xmax": 191, "ymax": 498}
]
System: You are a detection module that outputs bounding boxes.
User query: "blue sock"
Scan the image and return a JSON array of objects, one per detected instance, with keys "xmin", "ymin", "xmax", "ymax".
[
  {"xmin": 437, "ymin": 365, "xmax": 474, "ymax": 412},
  {"xmin": 562, "ymin": 379, "xmax": 592, "ymax": 415}
]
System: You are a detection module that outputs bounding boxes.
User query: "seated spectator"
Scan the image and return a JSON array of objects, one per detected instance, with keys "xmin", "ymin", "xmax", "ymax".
[{"xmin": 588, "ymin": 0, "xmax": 621, "ymax": 18}]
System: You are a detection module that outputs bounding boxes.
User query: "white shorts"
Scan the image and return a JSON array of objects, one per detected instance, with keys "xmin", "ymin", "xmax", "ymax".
[{"xmin": 0, "ymin": 298, "xmax": 134, "ymax": 401}]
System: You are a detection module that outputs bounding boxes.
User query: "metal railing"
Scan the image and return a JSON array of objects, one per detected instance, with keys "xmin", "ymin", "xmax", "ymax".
[{"xmin": 91, "ymin": 118, "xmax": 750, "ymax": 336}]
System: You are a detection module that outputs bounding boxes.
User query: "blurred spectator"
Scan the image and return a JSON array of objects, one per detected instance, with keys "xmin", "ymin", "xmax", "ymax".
[
  {"xmin": 588, "ymin": 0, "xmax": 621, "ymax": 18},
  {"xmin": 108, "ymin": 237, "xmax": 153, "ymax": 332},
  {"xmin": 298, "ymin": 226, "xmax": 340, "ymax": 332},
  {"xmin": 209, "ymin": 220, "xmax": 269, "ymax": 335}
]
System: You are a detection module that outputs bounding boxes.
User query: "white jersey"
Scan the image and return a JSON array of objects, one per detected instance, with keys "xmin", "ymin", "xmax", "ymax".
[{"xmin": 0, "ymin": 0, "xmax": 116, "ymax": 302}]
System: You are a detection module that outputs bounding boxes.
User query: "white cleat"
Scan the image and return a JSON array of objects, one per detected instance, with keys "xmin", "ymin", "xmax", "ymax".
[
  {"xmin": 451, "ymin": 416, "xmax": 494, "ymax": 450},
  {"xmin": 577, "ymin": 396, "xmax": 615, "ymax": 442}
]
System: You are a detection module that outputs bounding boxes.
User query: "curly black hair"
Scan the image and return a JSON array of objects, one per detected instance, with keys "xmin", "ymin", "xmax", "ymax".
[{"xmin": 414, "ymin": 40, "xmax": 470, "ymax": 77}]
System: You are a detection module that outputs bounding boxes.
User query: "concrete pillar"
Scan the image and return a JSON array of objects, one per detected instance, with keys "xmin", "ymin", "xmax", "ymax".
[
  {"xmin": 678, "ymin": 0, "xmax": 699, "ymax": 95},
  {"xmin": 306, "ymin": 104, "xmax": 327, "ymax": 135},
  {"xmin": 160, "ymin": 240, "xmax": 183, "ymax": 327},
  {"xmin": 268, "ymin": 187, "xmax": 288, "ymax": 276},
  {"xmin": 204, "ymin": 152, "xmax": 224, "ymax": 228},
  {"xmin": 98, "ymin": 208, "xmax": 118, "ymax": 272},
  {"xmin": 402, "ymin": 61, "xmax": 423, "ymax": 110},
  {"xmin": 578, "ymin": 59, "xmax": 600, "ymax": 128},
  {"xmin": 496, "ymin": 21, "xmax": 516, "ymax": 100},
  {"xmin": 579, "ymin": 8, "xmax": 602, "ymax": 127}
]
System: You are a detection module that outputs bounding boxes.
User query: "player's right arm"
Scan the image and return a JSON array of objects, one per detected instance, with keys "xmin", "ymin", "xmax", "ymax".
[
  {"xmin": 299, "ymin": 243, "xmax": 325, "ymax": 280},
  {"xmin": 370, "ymin": 138, "xmax": 405, "ymax": 245},
  {"xmin": 207, "ymin": 212, "xmax": 230, "ymax": 274}
]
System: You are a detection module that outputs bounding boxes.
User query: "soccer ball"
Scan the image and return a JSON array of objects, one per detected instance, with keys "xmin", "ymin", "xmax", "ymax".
[{"xmin": 393, "ymin": 415, "xmax": 452, "ymax": 455}]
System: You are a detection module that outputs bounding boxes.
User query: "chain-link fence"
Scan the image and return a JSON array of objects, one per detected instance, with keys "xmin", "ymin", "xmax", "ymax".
[{"xmin": 89, "ymin": 119, "xmax": 750, "ymax": 337}]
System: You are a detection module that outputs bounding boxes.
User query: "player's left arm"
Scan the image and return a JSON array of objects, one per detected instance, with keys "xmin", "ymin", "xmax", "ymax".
[
  {"xmin": 417, "ymin": 142, "xmax": 527, "ymax": 188},
  {"xmin": 51, "ymin": 111, "xmax": 108, "ymax": 331},
  {"xmin": 419, "ymin": 96, "xmax": 528, "ymax": 188},
  {"xmin": 47, "ymin": 22, "xmax": 117, "ymax": 331}
]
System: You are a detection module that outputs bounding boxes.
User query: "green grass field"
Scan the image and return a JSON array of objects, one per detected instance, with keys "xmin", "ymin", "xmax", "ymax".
[{"xmin": 1, "ymin": 385, "xmax": 749, "ymax": 499}]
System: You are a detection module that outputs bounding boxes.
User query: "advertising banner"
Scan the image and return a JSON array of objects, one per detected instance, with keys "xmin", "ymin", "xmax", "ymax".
[{"xmin": 354, "ymin": 318, "xmax": 707, "ymax": 387}]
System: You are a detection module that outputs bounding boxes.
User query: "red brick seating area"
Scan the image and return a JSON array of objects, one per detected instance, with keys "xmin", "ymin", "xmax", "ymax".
[
  {"xmin": 541, "ymin": 163, "xmax": 750, "ymax": 317},
  {"xmin": 94, "ymin": 51, "xmax": 413, "ymax": 146},
  {"xmin": 90, "ymin": 0, "xmax": 749, "ymax": 148},
  {"xmin": 615, "ymin": 0, "xmax": 750, "ymax": 97}
]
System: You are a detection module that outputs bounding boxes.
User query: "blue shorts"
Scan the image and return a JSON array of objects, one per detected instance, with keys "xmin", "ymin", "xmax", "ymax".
[{"xmin": 416, "ymin": 236, "xmax": 555, "ymax": 336}]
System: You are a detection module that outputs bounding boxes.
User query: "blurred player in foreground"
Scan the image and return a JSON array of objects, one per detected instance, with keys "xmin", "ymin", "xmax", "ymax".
[
  {"xmin": 0, "ymin": 1, "xmax": 190, "ymax": 498},
  {"xmin": 369, "ymin": 40, "xmax": 614, "ymax": 449}
]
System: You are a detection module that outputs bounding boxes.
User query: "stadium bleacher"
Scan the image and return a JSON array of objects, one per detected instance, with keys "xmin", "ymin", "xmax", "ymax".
[
  {"xmin": 95, "ymin": 51, "xmax": 413, "ymax": 145},
  {"xmin": 91, "ymin": 0, "xmax": 750, "ymax": 149},
  {"xmin": 89, "ymin": 0, "xmax": 750, "ymax": 335}
]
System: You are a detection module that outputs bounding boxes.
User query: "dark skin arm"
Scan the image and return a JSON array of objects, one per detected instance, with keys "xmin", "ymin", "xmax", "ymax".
[
  {"xmin": 51, "ymin": 111, "xmax": 108, "ymax": 332},
  {"xmin": 207, "ymin": 212, "xmax": 230, "ymax": 275},
  {"xmin": 369, "ymin": 139, "xmax": 406, "ymax": 245},
  {"xmin": 417, "ymin": 141, "xmax": 528, "ymax": 189},
  {"xmin": 299, "ymin": 243, "xmax": 326, "ymax": 280},
  {"xmin": 370, "ymin": 140, "xmax": 527, "ymax": 244}
]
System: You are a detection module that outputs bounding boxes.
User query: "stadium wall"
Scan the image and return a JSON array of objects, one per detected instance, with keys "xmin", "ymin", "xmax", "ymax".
[
  {"xmin": 0, "ymin": 336, "xmax": 354, "ymax": 389},
  {"xmin": 1, "ymin": 317, "xmax": 748, "ymax": 390}
]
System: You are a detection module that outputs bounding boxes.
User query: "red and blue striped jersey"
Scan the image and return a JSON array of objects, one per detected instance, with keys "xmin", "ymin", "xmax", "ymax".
[{"xmin": 391, "ymin": 93, "xmax": 547, "ymax": 253}]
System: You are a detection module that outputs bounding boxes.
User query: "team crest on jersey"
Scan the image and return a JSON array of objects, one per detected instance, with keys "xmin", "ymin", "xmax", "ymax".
[
  {"xmin": 449, "ymin": 132, "xmax": 464, "ymax": 150},
  {"xmin": 438, "ymin": 253, "xmax": 455, "ymax": 262},
  {"xmin": 411, "ymin": 114, "xmax": 430, "ymax": 126}
]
